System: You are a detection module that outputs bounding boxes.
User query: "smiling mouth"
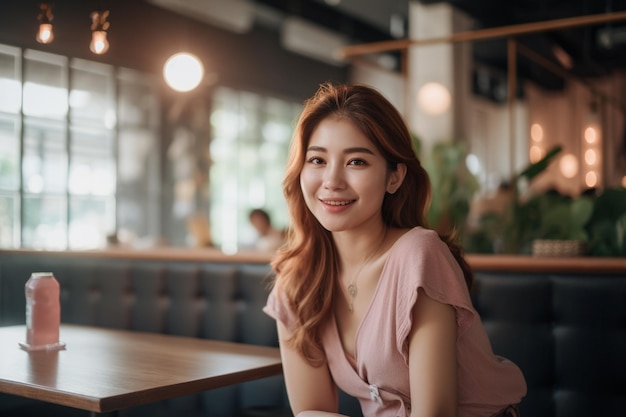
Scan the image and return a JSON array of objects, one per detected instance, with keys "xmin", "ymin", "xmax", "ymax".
[{"xmin": 321, "ymin": 199, "xmax": 355, "ymax": 206}]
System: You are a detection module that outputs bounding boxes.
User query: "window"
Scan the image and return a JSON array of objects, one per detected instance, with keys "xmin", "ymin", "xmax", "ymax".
[
  {"xmin": 209, "ymin": 87, "xmax": 299, "ymax": 252},
  {"xmin": 21, "ymin": 117, "xmax": 68, "ymax": 249},
  {"xmin": 0, "ymin": 45, "xmax": 21, "ymax": 247},
  {"xmin": 0, "ymin": 44, "xmax": 160, "ymax": 249},
  {"xmin": 0, "ymin": 42, "xmax": 296, "ymax": 251},
  {"xmin": 116, "ymin": 68, "xmax": 161, "ymax": 242}
]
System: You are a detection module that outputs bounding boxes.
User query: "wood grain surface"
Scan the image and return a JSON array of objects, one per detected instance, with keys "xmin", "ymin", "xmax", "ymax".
[{"xmin": 0, "ymin": 325, "xmax": 282, "ymax": 412}]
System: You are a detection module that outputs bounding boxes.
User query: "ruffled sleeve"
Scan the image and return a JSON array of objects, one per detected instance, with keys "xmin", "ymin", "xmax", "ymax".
[
  {"xmin": 263, "ymin": 284, "xmax": 298, "ymax": 332},
  {"xmin": 390, "ymin": 228, "xmax": 476, "ymax": 362}
]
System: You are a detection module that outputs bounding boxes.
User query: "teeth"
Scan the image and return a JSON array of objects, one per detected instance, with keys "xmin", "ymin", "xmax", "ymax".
[{"xmin": 324, "ymin": 200, "xmax": 352, "ymax": 206}]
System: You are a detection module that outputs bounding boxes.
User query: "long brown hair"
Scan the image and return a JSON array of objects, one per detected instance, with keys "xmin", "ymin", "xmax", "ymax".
[{"xmin": 271, "ymin": 82, "xmax": 473, "ymax": 365}]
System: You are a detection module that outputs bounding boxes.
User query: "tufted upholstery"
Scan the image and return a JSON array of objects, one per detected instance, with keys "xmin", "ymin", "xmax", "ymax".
[
  {"xmin": 472, "ymin": 273, "xmax": 626, "ymax": 417},
  {"xmin": 1, "ymin": 252, "xmax": 625, "ymax": 417},
  {"xmin": 0, "ymin": 254, "xmax": 289, "ymax": 417}
]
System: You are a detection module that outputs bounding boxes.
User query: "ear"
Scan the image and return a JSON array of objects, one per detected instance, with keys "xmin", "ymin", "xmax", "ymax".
[{"xmin": 386, "ymin": 163, "xmax": 407, "ymax": 194}]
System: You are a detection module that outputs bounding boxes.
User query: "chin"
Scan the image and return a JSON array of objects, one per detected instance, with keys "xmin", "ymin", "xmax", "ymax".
[{"xmin": 316, "ymin": 221, "xmax": 351, "ymax": 233}]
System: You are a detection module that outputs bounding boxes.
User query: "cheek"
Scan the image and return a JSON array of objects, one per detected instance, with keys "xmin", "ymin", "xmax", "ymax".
[
  {"xmin": 299, "ymin": 168, "xmax": 316, "ymax": 195},
  {"xmin": 299, "ymin": 172, "xmax": 307, "ymax": 194},
  {"xmin": 365, "ymin": 174, "xmax": 390, "ymax": 197},
  {"xmin": 299, "ymin": 172, "xmax": 314, "ymax": 206},
  {"xmin": 366, "ymin": 178, "xmax": 393, "ymax": 209}
]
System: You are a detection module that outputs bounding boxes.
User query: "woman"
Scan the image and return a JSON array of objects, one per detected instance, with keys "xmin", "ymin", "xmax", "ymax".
[{"xmin": 263, "ymin": 83, "xmax": 526, "ymax": 417}]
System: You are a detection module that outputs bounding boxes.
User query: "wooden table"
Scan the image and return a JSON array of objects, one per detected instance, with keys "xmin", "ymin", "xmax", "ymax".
[{"xmin": 0, "ymin": 325, "xmax": 282, "ymax": 414}]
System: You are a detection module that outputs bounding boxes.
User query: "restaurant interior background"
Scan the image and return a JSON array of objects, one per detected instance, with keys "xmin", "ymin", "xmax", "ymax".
[{"xmin": 0, "ymin": 0, "xmax": 625, "ymax": 254}]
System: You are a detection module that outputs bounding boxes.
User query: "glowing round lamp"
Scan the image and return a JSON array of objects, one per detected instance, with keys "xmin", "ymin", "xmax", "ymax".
[
  {"xmin": 529, "ymin": 145, "xmax": 543, "ymax": 163},
  {"xmin": 164, "ymin": 53, "xmax": 204, "ymax": 92},
  {"xmin": 584, "ymin": 126, "xmax": 597, "ymax": 144},
  {"xmin": 559, "ymin": 153, "xmax": 578, "ymax": 179},
  {"xmin": 417, "ymin": 82, "xmax": 451, "ymax": 116},
  {"xmin": 585, "ymin": 171, "xmax": 598, "ymax": 187},
  {"xmin": 530, "ymin": 123, "xmax": 543, "ymax": 142}
]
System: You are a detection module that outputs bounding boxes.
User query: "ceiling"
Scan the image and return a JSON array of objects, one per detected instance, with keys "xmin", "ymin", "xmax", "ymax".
[{"xmin": 248, "ymin": 0, "xmax": 626, "ymax": 91}]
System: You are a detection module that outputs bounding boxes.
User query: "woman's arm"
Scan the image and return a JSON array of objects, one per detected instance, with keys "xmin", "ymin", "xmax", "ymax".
[
  {"xmin": 277, "ymin": 321, "xmax": 342, "ymax": 416},
  {"xmin": 408, "ymin": 288, "xmax": 458, "ymax": 417}
]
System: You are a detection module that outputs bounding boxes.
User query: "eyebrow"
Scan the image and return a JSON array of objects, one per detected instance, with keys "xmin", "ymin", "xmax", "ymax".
[{"xmin": 306, "ymin": 146, "xmax": 375, "ymax": 155}]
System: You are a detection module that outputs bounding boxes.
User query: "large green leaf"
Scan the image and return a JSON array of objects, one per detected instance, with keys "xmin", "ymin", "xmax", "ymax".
[
  {"xmin": 588, "ymin": 188, "xmax": 626, "ymax": 223},
  {"xmin": 517, "ymin": 145, "xmax": 562, "ymax": 182}
]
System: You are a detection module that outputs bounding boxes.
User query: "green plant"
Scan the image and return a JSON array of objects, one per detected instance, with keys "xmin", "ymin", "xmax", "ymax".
[
  {"xmin": 498, "ymin": 145, "xmax": 564, "ymax": 254},
  {"xmin": 415, "ymin": 139, "xmax": 480, "ymax": 237},
  {"xmin": 585, "ymin": 188, "xmax": 626, "ymax": 256},
  {"xmin": 534, "ymin": 192, "xmax": 594, "ymax": 241},
  {"xmin": 466, "ymin": 142, "xmax": 626, "ymax": 257}
]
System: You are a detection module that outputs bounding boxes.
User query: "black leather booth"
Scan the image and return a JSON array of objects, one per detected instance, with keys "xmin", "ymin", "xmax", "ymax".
[
  {"xmin": 472, "ymin": 272, "xmax": 626, "ymax": 417},
  {"xmin": 1, "ymin": 250, "xmax": 625, "ymax": 417}
]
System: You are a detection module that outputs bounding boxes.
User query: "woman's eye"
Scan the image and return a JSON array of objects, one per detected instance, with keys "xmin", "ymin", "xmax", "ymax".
[
  {"xmin": 348, "ymin": 159, "xmax": 366, "ymax": 166},
  {"xmin": 307, "ymin": 156, "xmax": 324, "ymax": 165}
]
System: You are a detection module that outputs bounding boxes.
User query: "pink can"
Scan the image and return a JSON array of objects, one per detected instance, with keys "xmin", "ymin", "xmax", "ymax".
[{"xmin": 22, "ymin": 272, "xmax": 64, "ymax": 351}]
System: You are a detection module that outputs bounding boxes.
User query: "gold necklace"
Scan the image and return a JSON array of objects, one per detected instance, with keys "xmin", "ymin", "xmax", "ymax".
[{"xmin": 345, "ymin": 231, "xmax": 387, "ymax": 312}]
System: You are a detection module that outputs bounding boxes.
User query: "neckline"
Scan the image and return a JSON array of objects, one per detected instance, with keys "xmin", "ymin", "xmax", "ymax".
[{"xmin": 335, "ymin": 227, "xmax": 419, "ymax": 366}]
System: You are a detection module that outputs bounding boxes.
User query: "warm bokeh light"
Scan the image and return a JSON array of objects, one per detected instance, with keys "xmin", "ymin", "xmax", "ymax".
[
  {"xmin": 584, "ymin": 149, "xmax": 597, "ymax": 165},
  {"xmin": 585, "ymin": 171, "xmax": 598, "ymax": 187},
  {"xmin": 559, "ymin": 153, "xmax": 578, "ymax": 179},
  {"xmin": 622, "ymin": 176, "xmax": 626, "ymax": 188},
  {"xmin": 530, "ymin": 123, "xmax": 543, "ymax": 142},
  {"xmin": 529, "ymin": 145, "xmax": 543, "ymax": 163},
  {"xmin": 163, "ymin": 53, "xmax": 204, "ymax": 92},
  {"xmin": 36, "ymin": 23, "xmax": 54, "ymax": 44},
  {"xmin": 90, "ymin": 31, "xmax": 109, "ymax": 54},
  {"xmin": 417, "ymin": 82, "xmax": 451, "ymax": 116},
  {"xmin": 584, "ymin": 126, "xmax": 597, "ymax": 144}
]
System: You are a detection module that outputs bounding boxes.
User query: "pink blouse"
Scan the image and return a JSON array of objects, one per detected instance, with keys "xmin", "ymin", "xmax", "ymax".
[{"xmin": 264, "ymin": 227, "xmax": 527, "ymax": 417}]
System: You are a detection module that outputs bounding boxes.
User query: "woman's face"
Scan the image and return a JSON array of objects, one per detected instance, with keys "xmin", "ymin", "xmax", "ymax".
[{"xmin": 299, "ymin": 116, "xmax": 404, "ymax": 233}]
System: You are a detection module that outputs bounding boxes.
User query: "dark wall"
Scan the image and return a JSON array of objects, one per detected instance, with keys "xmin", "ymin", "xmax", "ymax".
[{"xmin": 0, "ymin": 0, "xmax": 348, "ymax": 101}]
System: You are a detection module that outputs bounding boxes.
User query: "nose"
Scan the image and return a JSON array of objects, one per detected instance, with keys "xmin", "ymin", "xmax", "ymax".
[{"xmin": 322, "ymin": 162, "xmax": 346, "ymax": 190}]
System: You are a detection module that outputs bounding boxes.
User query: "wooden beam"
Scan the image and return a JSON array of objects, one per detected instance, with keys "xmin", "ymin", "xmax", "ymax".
[
  {"xmin": 516, "ymin": 43, "xmax": 626, "ymax": 113},
  {"xmin": 507, "ymin": 38, "xmax": 517, "ymax": 180},
  {"xmin": 340, "ymin": 11, "xmax": 626, "ymax": 57}
]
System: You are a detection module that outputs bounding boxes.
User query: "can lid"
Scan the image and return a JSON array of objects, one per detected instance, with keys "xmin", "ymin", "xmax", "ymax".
[{"xmin": 31, "ymin": 272, "xmax": 54, "ymax": 278}]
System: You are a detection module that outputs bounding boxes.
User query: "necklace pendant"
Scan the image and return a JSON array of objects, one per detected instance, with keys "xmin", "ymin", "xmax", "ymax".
[{"xmin": 347, "ymin": 283, "xmax": 357, "ymax": 298}]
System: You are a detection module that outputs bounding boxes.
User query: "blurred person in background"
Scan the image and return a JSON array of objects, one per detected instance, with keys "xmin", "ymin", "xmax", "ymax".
[{"xmin": 249, "ymin": 208, "xmax": 285, "ymax": 252}]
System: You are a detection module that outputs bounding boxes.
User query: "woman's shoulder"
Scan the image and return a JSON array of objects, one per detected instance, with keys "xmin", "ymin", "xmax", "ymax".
[
  {"xmin": 385, "ymin": 226, "xmax": 472, "ymax": 303},
  {"xmin": 385, "ymin": 226, "xmax": 458, "ymax": 276},
  {"xmin": 388, "ymin": 226, "xmax": 444, "ymax": 254}
]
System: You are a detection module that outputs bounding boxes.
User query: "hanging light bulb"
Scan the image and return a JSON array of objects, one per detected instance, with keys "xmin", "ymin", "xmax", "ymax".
[
  {"xmin": 90, "ymin": 30, "xmax": 109, "ymax": 54},
  {"xmin": 37, "ymin": 23, "xmax": 54, "ymax": 44},
  {"xmin": 36, "ymin": 3, "xmax": 54, "ymax": 44},
  {"xmin": 90, "ymin": 10, "xmax": 110, "ymax": 55}
]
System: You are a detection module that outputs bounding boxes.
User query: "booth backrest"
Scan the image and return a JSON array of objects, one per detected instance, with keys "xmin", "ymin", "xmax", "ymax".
[
  {"xmin": 0, "ymin": 254, "xmax": 290, "ymax": 417},
  {"xmin": 472, "ymin": 272, "xmax": 626, "ymax": 417},
  {"xmin": 1, "ymin": 252, "xmax": 625, "ymax": 417}
]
